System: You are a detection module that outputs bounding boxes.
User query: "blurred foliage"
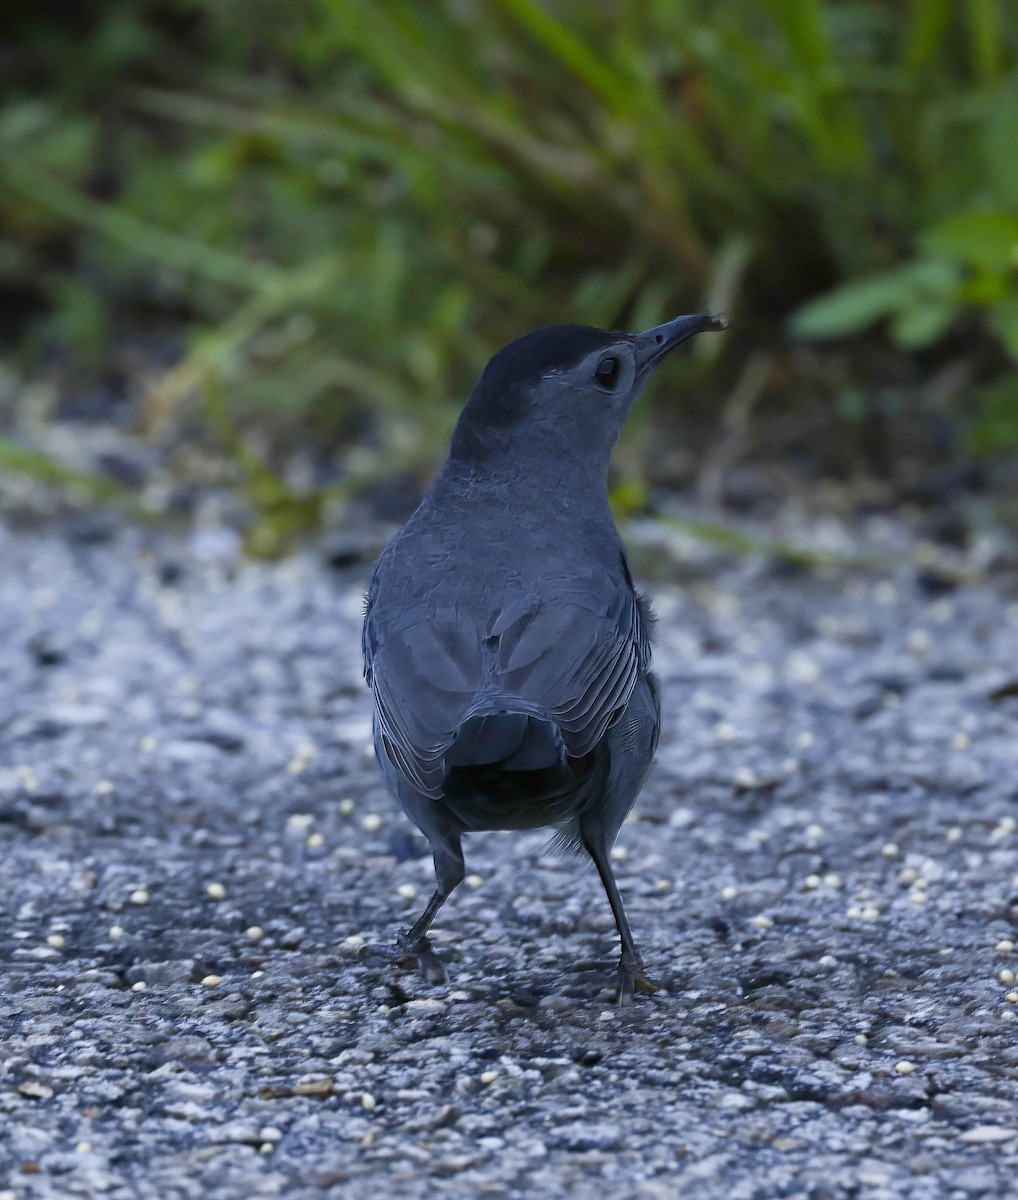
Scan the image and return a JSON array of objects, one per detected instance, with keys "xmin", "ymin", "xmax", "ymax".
[{"xmin": 1, "ymin": 0, "xmax": 1018, "ymax": 532}]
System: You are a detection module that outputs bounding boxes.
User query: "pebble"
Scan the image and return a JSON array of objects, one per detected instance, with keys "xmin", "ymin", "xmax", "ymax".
[
  {"xmin": 206, "ymin": 882, "xmax": 227, "ymax": 900},
  {"xmin": 958, "ymin": 1126, "xmax": 1016, "ymax": 1144},
  {"xmin": 200, "ymin": 974, "xmax": 223, "ymax": 989}
]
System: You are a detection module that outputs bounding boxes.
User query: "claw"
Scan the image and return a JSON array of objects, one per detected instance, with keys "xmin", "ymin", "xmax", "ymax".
[
  {"xmin": 395, "ymin": 932, "xmax": 448, "ymax": 984},
  {"xmin": 615, "ymin": 952, "xmax": 657, "ymax": 1006}
]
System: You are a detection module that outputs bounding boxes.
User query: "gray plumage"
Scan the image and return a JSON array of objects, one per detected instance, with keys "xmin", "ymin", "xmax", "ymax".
[{"xmin": 362, "ymin": 311, "xmax": 726, "ymax": 1001}]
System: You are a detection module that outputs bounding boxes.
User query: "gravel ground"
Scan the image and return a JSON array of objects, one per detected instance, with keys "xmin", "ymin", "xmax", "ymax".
[{"xmin": 2, "ymin": 512, "xmax": 1018, "ymax": 1199}]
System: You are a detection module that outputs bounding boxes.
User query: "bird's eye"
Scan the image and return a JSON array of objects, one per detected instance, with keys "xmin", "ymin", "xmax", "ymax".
[{"xmin": 595, "ymin": 356, "xmax": 620, "ymax": 388}]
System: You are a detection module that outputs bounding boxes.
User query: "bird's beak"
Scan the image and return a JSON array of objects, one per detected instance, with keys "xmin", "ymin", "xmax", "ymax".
[{"xmin": 634, "ymin": 312, "xmax": 728, "ymax": 377}]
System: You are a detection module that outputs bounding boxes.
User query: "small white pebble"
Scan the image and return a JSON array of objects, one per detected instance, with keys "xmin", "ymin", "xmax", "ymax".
[
  {"xmin": 898, "ymin": 867, "xmax": 918, "ymax": 884},
  {"xmin": 909, "ymin": 891, "xmax": 927, "ymax": 905},
  {"xmin": 480, "ymin": 1069, "xmax": 499, "ymax": 1084},
  {"xmin": 200, "ymin": 974, "xmax": 223, "ymax": 989},
  {"xmin": 259, "ymin": 1127, "xmax": 283, "ymax": 1142},
  {"xmin": 895, "ymin": 1060, "xmax": 916, "ymax": 1075},
  {"xmin": 599, "ymin": 1009, "xmax": 615, "ymax": 1021},
  {"xmin": 138, "ymin": 735, "xmax": 158, "ymax": 753},
  {"xmin": 720, "ymin": 885, "xmax": 739, "ymax": 900},
  {"xmin": 881, "ymin": 842, "xmax": 899, "ymax": 858},
  {"xmin": 338, "ymin": 798, "xmax": 356, "ymax": 817},
  {"xmin": 996, "ymin": 940, "xmax": 1015, "ymax": 954},
  {"xmin": 361, "ymin": 1092, "xmax": 376, "ymax": 1112},
  {"xmin": 654, "ymin": 879, "xmax": 671, "ymax": 892},
  {"xmin": 206, "ymin": 882, "xmax": 226, "ymax": 900},
  {"xmin": 907, "ymin": 630, "xmax": 931, "ymax": 655},
  {"xmin": 94, "ymin": 779, "xmax": 115, "ymax": 796},
  {"xmin": 108, "ymin": 925, "xmax": 124, "ymax": 940},
  {"xmin": 713, "ymin": 721, "xmax": 737, "ymax": 741},
  {"xmin": 361, "ymin": 813, "xmax": 382, "ymax": 833},
  {"xmin": 251, "ymin": 970, "xmax": 264, "ymax": 979},
  {"xmin": 803, "ymin": 874, "xmax": 821, "ymax": 891},
  {"xmin": 306, "ymin": 832, "xmax": 325, "ymax": 849},
  {"xmin": 465, "ymin": 874, "xmax": 484, "ymax": 889},
  {"xmin": 733, "ymin": 766, "xmax": 757, "ymax": 789},
  {"xmin": 1003, "ymin": 1010, "xmax": 1016, "ymax": 1022},
  {"xmin": 786, "ymin": 651, "xmax": 820, "ymax": 683},
  {"xmin": 991, "ymin": 817, "xmax": 1017, "ymax": 842},
  {"xmin": 75, "ymin": 1141, "xmax": 92, "ymax": 1154},
  {"xmin": 245, "ymin": 926, "xmax": 265, "ymax": 941},
  {"xmin": 822, "ymin": 873, "xmax": 842, "ymax": 888},
  {"xmin": 1006, "ymin": 992, "xmax": 1018, "ymax": 1004},
  {"xmin": 286, "ymin": 812, "xmax": 314, "ymax": 832},
  {"xmin": 286, "ymin": 756, "xmax": 309, "ymax": 775},
  {"xmin": 957, "ymin": 1125, "xmax": 1017, "ymax": 1143},
  {"xmin": 343, "ymin": 934, "xmax": 365, "ymax": 948},
  {"xmin": 396, "ymin": 883, "xmax": 417, "ymax": 901},
  {"xmin": 1000, "ymin": 969, "xmax": 1015, "ymax": 985},
  {"xmin": 610, "ymin": 845, "xmax": 627, "ymax": 862},
  {"xmin": 929, "ymin": 599, "xmax": 955, "ymax": 623},
  {"xmin": 805, "ymin": 823, "xmax": 824, "ymax": 839},
  {"xmin": 131, "ymin": 981, "xmax": 147, "ymax": 992},
  {"xmin": 751, "ymin": 915, "xmax": 773, "ymax": 930},
  {"xmin": 129, "ymin": 889, "xmax": 149, "ymax": 906},
  {"xmin": 946, "ymin": 827, "xmax": 962, "ymax": 843},
  {"xmin": 861, "ymin": 906, "xmax": 881, "ymax": 920},
  {"xmin": 853, "ymin": 1034, "xmax": 868, "ymax": 1047},
  {"xmin": 46, "ymin": 934, "xmax": 65, "ymax": 950},
  {"xmin": 782, "ymin": 758, "xmax": 800, "ymax": 774},
  {"xmin": 951, "ymin": 732, "xmax": 971, "ymax": 751},
  {"xmin": 797, "ymin": 733, "xmax": 816, "ymax": 751},
  {"xmin": 259, "ymin": 1143, "xmax": 274, "ymax": 1154}
]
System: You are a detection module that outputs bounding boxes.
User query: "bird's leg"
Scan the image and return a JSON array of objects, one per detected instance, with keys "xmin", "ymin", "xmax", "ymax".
[
  {"xmin": 583, "ymin": 833, "xmax": 656, "ymax": 1006},
  {"xmin": 394, "ymin": 836, "xmax": 464, "ymax": 983}
]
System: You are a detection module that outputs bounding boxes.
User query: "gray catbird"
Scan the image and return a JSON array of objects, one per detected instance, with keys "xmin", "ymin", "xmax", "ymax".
[{"xmin": 362, "ymin": 311, "xmax": 727, "ymax": 1001}]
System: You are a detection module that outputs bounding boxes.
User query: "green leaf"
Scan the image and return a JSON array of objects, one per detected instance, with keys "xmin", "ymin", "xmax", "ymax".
[
  {"xmin": 988, "ymin": 296, "xmax": 1018, "ymax": 361},
  {"xmin": 922, "ymin": 209, "xmax": 1018, "ymax": 271},
  {"xmin": 790, "ymin": 261, "xmax": 957, "ymax": 339},
  {"xmin": 890, "ymin": 299, "xmax": 957, "ymax": 348},
  {"xmin": 984, "ymin": 85, "xmax": 1018, "ymax": 204}
]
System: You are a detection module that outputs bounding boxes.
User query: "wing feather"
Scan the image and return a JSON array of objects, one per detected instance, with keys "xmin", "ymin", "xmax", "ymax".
[{"xmin": 364, "ymin": 561, "xmax": 649, "ymax": 797}]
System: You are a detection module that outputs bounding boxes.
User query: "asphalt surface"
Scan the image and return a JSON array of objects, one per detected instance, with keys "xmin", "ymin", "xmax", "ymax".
[{"xmin": 2, "ymin": 512, "xmax": 1018, "ymax": 1198}]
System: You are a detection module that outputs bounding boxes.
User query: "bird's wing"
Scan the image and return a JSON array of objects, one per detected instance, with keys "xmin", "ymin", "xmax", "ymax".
[
  {"xmin": 363, "ymin": 560, "xmax": 649, "ymax": 798},
  {"xmin": 489, "ymin": 577, "xmax": 644, "ymax": 760},
  {"xmin": 365, "ymin": 598, "xmax": 486, "ymax": 798}
]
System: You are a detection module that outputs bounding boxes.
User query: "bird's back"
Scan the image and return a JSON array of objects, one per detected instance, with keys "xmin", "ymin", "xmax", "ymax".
[{"xmin": 362, "ymin": 470, "xmax": 650, "ymax": 815}]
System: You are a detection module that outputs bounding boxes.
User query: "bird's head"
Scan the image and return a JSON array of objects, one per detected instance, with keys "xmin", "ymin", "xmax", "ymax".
[{"xmin": 449, "ymin": 313, "xmax": 728, "ymax": 471}]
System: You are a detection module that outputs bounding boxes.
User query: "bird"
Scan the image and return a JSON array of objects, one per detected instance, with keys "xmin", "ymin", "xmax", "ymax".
[{"xmin": 362, "ymin": 310, "xmax": 727, "ymax": 1002}]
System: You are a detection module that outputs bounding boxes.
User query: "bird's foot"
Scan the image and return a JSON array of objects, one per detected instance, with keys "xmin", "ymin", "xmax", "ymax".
[
  {"xmin": 615, "ymin": 951, "xmax": 657, "ymax": 1007},
  {"xmin": 394, "ymin": 931, "xmax": 448, "ymax": 984}
]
